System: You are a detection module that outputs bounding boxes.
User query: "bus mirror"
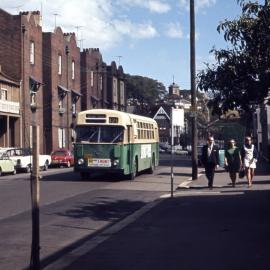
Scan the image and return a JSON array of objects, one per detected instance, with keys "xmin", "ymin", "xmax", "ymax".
[{"xmin": 114, "ymin": 145, "xmax": 121, "ymax": 158}]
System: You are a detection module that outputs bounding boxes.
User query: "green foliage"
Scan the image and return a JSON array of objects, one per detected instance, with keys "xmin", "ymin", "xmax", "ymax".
[
  {"xmin": 198, "ymin": 0, "xmax": 270, "ymax": 115},
  {"xmin": 125, "ymin": 74, "xmax": 167, "ymax": 115}
]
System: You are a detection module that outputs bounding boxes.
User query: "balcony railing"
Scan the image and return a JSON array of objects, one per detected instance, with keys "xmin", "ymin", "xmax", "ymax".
[{"xmin": 0, "ymin": 100, "xmax": 20, "ymax": 114}]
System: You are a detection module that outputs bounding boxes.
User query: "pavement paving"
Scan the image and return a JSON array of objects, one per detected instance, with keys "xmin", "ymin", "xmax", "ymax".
[{"xmin": 43, "ymin": 160, "xmax": 270, "ymax": 270}]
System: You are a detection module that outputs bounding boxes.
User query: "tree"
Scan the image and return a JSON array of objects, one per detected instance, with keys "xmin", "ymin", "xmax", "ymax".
[
  {"xmin": 125, "ymin": 74, "xmax": 167, "ymax": 115},
  {"xmin": 198, "ymin": 0, "xmax": 270, "ymax": 116}
]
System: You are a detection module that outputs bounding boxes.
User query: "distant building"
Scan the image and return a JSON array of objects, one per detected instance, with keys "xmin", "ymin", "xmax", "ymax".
[
  {"xmin": 106, "ymin": 61, "xmax": 126, "ymax": 111},
  {"xmin": 0, "ymin": 66, "xmax": 21, "ymax": 147},
  {"xmin": 80, "ymin": 48, "xmax": 108, "ymax": 110}
]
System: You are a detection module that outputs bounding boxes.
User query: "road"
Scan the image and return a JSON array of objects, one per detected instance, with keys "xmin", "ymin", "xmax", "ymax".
[{"xmin": 0, "ymin": 154, "xmax": 191, "ymax": 270}]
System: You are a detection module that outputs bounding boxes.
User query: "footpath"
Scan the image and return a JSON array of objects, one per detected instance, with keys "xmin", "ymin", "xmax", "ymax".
[{"xmin": 44, "ymin": 160, "xmax": 270, "ymax": 270}]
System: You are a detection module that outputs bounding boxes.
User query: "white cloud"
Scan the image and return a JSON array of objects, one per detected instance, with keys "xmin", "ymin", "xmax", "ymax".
[
  {"xmin": 119, "ymin": 0, "xmax": 171, "ymax": 13},
  {"xmin": 113, "ymin": 19, "xmax": 158, "ymax": 39},
  {"xmin": 179, "ymin": 0, "xmax": 216, "ymax": 11},
  {"xmin": 165, "ymin": 23, "xmax": 184, "ymax": 39},
  {"xmin": 0, "ymin": 0, "xmax": 160, "ymax": 50}
]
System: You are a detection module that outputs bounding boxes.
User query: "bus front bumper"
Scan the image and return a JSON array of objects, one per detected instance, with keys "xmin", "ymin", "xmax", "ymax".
[{"xmin": 74, "ymin": 166, "xmax": 124, "ymax": 175}]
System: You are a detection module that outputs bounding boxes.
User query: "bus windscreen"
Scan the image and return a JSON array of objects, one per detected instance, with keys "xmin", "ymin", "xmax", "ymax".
[{"xmin": 76, "ymin": 126, "xmax": 124, "ymax": 143}]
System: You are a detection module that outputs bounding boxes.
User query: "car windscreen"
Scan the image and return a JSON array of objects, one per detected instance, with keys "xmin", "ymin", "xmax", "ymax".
[
  {"xmin": 76, "ymin": 125, "xmax": 124, "ymax": 143},
  {"xmin": 52, "ymin": 151, "xmax": 66, "ymax": 156}
]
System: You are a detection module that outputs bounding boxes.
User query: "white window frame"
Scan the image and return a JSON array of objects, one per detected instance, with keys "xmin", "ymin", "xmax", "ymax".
[
  {"xmin": 0, "ymin": 88, "xmax": 8, "ymax": 100},
  {"xmin": 58, "ymin": 128, "xmax": 66, "ymax": 148},
  {"xmin": 72, "ymin": 60, "xmax": 75, "ymax": 80},
  {"xmin": 30, "ymin": 41, "xmax": 35, "ymax": 64},
  {"xmin": 58, "ymin": 55, "xmax": 62, "ymax": 75}
]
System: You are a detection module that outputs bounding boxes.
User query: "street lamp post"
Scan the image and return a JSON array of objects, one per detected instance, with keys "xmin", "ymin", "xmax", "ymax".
[{"xmin": 190, "ymin": 0, "xmax": 198, "ymax": 180}]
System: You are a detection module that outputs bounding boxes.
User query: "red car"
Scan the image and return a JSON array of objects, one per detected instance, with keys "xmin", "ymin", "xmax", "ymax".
[{"xmin": 50, "ymin": 149, "xmax": 74, "ymax": 168}]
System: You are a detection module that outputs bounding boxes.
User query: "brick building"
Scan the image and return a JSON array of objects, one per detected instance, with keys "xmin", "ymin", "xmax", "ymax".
[
  {"xmin": 0, "ymin": 9, "xmax": 44, "ymax": 152},
  {"xmin": 43, "ymin": 28, "xmax": 81, "ymax": 154},
  {"xmin": 80, "ymin": 48, "xmax": 108, "ymax": 110},
  {"xmin": 106, "ymin": 61, "xmax": 126, "ymax": 111},
  {"xmin": 0, "ymin": 66, "xmax": 21, "ymax": 147}
]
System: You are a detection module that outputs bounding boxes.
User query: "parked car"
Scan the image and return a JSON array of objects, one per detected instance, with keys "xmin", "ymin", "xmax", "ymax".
[
  {"xmin": 0, "ymin": 149, "xmax": 16, "ymax": 176},
  {"xmin": 50, "ymin": 149, "xmax": 74, "ymax": 168},
  {"xmin": 5, "ymin": 148, "xmax": 51, "ymax": 173}
]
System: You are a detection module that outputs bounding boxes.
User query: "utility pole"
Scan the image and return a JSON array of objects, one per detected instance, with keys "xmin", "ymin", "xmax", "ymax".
[
  {"xmin": 30, "ymin": 124, "xmax": 40, "ymax": 270},
  {"xmin": 65, "ymin": 45, "xmax": 70, "ymax": 149},
  {"xmin": 190, "ymin": 0, "xmax": 198, "ymax": 180},
  {"xmin": 115, "ymin": 55, "xmax": 122, "ymax": 66},
  {"xmin": 30, "ymin": 88, "xmax": 40, "ymax": 269},
  {"xmin": 53, "ymin": 13, "xmax": 59, "ymax": 28}
]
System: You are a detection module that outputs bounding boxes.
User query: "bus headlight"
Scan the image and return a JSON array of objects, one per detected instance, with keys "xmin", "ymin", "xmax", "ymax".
[
  {"xmin": 113, "ymin": 160, "xmax": 119, "ymax": 167},
  {"xmin": 77, "ymin": 158, "xmax": 84, "ymax": 165}
]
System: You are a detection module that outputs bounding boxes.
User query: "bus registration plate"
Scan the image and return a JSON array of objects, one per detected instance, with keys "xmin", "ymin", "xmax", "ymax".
[{"xmin": 88, "ymin": 158, "xmax": 111, "ymax": 167}]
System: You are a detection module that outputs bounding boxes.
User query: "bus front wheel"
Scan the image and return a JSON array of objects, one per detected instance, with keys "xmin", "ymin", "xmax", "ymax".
[{"xmin": 80, "ymin": 172, "xmax": 90, "ymax": 180}]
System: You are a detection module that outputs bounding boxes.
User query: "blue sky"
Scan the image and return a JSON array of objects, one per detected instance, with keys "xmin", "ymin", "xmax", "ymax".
[{"xmin": 1, "ymin": 0, "xmax": 246, "ymax": 90}]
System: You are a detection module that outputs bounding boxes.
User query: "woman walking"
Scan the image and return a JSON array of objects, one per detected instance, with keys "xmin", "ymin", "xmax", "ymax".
[
  {"xmin": 225, "ymin": 139, "xmax": 242, "ymax": 187},
  {"xmin": 241, "ymin": 136, "xmax": 258, "ymax": 187}
]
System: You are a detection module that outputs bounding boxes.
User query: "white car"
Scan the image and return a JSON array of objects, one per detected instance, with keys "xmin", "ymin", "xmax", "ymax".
[{"xmin": 5, "ymin": 148, "xmax": 51, "ymax": 173}]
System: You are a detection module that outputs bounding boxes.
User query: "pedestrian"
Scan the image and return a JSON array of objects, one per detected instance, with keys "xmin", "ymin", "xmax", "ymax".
[
  {"xmin": 201, "ymin": 136, "xmax": 220, "ymax": 189},
  {"xmin": 224, "ymin": 139, "xmax": 242, "ymax": 187},
  {"xmin": 241, "ymin": 136, "xmax": 258, "ymax": 187}
]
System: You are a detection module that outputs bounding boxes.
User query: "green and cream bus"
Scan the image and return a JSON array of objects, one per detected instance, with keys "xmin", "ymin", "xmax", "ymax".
[{"xmin": 74, "ymin": 109, "xmax": 159, "ymax": 180}]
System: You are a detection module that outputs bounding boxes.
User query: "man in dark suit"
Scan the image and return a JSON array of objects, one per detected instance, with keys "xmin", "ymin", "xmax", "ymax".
[{"xmin": 201, "ymin": 136, "xmax": 220, "ymax": 189}]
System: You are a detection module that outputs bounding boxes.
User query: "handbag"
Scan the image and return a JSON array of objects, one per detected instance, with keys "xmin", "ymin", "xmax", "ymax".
[{"xmin": 239, "ymin": 168, "xmax": 245, "ymax": 179}]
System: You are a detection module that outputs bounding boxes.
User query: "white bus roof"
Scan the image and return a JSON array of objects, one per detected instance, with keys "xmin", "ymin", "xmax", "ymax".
[{"xmin": 77, "ymin": 109, "xmax": 158, "ymax": 127}]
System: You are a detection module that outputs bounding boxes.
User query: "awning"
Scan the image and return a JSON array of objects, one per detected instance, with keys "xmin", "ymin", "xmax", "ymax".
[
  {"xmin": 72, "ymin": 89, "xmax": 82, "ymax": 102},
  {"xmin": 29, "ymin": 76, "xmax": 43, "ymax": 92},
  {"xmin": 91, "ymin": 95, "xmax": 100, "ymax": 101},
  {"xmin": 58, "ymin": 85, "xmax": 70, "ymax": 97},
  {"xmin": 71, "ymin": 89, "xmax": 82, "ymax": 96}
]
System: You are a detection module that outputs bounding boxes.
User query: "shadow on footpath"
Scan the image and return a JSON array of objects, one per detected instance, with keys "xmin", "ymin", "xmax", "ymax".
[{"xmin": 60, "ymin": 189, "xmax": 270, "ymax": 270}]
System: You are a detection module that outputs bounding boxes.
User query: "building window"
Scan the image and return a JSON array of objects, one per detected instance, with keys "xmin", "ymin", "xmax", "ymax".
[
  {"xmin": 29, "ymin": 125, "xmax": 33, "ymax": 148},
  {"xmin": 72, "ymin": 60, "xmax": 75, "ymax": 80},
  {"xmin": 113, "ymin": 78, "xmax": 117, "ymax": 103},
  {"xmin": 59, "ymin": 98, "xmax": 63, "ymax": 109},
  {"xmin": 30, "ymin": 41, "xmax": 35, "ymax": 64},
  {"xmin": 30, "ymin": 92, "xmax": 36, "ymax": 106},
  {"xmin": 0, "ymin": 88, "xmax": 7, "ymax": 100},
  {"xmin": 58, "ymin": 55, "xmax": 62, "ymax": 75},
  {"xmin": 120, "ymin": 81, "xmax": 124, "ymax": 104},
  {"xmin": 72, "ymin": 102, "xmax": 76, "ymax": 115},
  {"xmin": 99, "ymin": 75, "xmax": 103, "ymax": 90},
  {"xmin": 58, "ymin": 128, "xmax": 66, "ymax": 148},
  {"xmin": 90, "ymin": 71, "xmax": 94, "ymax": 87}
]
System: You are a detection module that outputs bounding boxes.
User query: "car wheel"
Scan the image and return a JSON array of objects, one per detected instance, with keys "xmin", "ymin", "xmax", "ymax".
[
  {"xmin": 12, "ymin": 169, "xmax": 16, "ymax": 175},
  {"xmin": 66, "ymin": 161, "xmax": 71, "ymax": 168},
  {"xmin": 0, "ymin": 168, "xmax": 2, "ymax": 177},
  {"xmin": 25, "ymin": 165, "xmax": 31, "ymax": 173},
  {"xmin": 43, "ymin": 161, "xmax": 49, "ymax": 171}
]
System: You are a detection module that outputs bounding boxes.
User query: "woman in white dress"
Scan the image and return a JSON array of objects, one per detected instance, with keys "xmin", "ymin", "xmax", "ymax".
[{"xmin": 241, "ymin": 136, "xmax": 258, "ymax": 187}]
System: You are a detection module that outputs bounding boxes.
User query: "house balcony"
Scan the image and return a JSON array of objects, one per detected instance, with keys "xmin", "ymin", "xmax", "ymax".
[{"xmin": 0, "ymin": 100, "xmax": 20, "ymax": 114}]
